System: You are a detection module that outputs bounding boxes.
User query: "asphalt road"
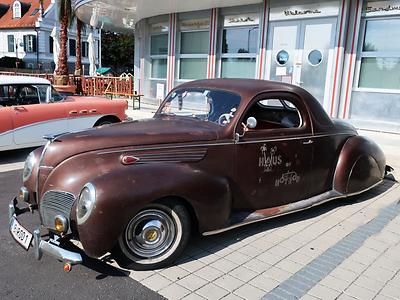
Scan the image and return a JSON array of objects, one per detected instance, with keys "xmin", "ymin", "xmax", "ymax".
[{"xmin": 0, "ymin": 169, "xmax": 163, "ymax": 300}]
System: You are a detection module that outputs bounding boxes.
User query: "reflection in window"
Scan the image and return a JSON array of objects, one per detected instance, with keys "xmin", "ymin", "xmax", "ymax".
[
  {"xmin": 178, "ymin": 30, "xmax": 209, "ymax": 80},
  {"xmin": 276, "ymin": 50, "xmax": 289, "ymax": 66},
  {"xmin": 308, "ymin": 50, "xmax": 323, "ymax": 66},
  {"xmin": 359, "ymin": 58, "xmax": 400, "ymax": 89},
  {"xmin": 359, "ymin": 19, "xmax": 400, "ymax": 90},
  {"xmin": 221, "ymin": 58, "xmax": 256, "ymax": 78},
  {"xmin": 180, "ymin": 58, "xmax": 207, "ymax": 80},
  {"xmin": 151, "ymin": 34, "xmax": 168, "ymax": 55},
  {"xmin": 363, "ymin": 19, "xmax": 400, "ymax": 52},
  {"xmin": 151, "ymin": 59, "xmax": 167, "ymax": 79},
  {"xmin": 222, "ymin": 27, "xmax": 259, "ymax": 54}
]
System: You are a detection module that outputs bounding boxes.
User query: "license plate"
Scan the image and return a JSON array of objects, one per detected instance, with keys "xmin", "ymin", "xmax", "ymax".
[{"xmin": 10, "ymin": 217, "xmax": 33, "ymax": 250}]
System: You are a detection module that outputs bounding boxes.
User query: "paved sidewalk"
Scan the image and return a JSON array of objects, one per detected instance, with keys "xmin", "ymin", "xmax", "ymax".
[{"xmin": 107, "ymin": 180, "xmax": 399, "ymax": 300}]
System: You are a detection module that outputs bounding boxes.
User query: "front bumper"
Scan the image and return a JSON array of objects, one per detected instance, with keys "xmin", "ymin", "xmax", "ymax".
[{"xmin": 8, "ymin": 198, "xmax": 82, "ymax": 265}]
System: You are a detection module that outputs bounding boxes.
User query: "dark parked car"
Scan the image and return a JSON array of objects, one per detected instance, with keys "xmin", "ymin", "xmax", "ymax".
[{"xmin": 9, "ymin": 79, "xmax": 386, "ymax": 271}]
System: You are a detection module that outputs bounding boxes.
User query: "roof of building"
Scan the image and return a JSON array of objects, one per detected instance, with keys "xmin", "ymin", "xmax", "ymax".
[
  {"xmin": 0, "ymin": 75, "xmax": 51, "ymax": 85},
  {"xmin": 0, "ymin": 0, "xmax": 51, "ymax": 29}
]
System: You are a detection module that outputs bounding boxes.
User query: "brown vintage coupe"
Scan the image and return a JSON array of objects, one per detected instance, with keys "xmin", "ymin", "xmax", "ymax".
[{"xmin": 9, "ymin": 79, "xmax": 387, "ymax": 271}]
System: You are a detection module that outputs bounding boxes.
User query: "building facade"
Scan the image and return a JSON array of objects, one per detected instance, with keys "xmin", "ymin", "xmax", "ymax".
[
  {"xmin": 0, "ymin": 0, "xmax": 100, "ymax": 74},
  {"xmin": 75, "ymin": 0, "xmax": 400, "ymax": 133}
]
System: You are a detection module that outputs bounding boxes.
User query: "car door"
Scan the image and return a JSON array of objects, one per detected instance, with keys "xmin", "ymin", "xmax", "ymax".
[
  {"xmin": 11, "ymin": 84, "xmax": 68, "ymax": 146},
  {"xmin": 0, "ymin": 105, "xmax": 13, "ymax": 150},
  {"xmin": 234, "ymin": 92, "xmax": 314, "ymax": 211}
]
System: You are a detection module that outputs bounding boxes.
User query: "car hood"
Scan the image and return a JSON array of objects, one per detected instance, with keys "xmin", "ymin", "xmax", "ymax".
[{"xmin": 41, "ymin": 115, "xmax": 221, "ymax": 167}]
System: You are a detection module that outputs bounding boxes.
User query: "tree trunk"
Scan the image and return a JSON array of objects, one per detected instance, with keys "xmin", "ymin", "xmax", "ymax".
[
  {"xmin": 55, "ymin": 13, "xmax": 69, "ymax": 84},
  {"xmin": 75, "ymin": 19, "xmax": 83, "ymax": 76}
]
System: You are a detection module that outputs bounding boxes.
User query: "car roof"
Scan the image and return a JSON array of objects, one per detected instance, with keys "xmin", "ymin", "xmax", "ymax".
[{"xmin": 0, "ymin": 75, "xmax": 51, "ymax": 85}]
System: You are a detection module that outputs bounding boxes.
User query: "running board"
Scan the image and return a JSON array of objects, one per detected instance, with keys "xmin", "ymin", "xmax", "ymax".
[{"xmin": 203, "ymin": 180, "xmax": 384, "ymax": 236}]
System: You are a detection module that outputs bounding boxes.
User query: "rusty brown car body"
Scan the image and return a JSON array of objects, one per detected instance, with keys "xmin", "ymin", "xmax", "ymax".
[{"xmin": 9, "ymin": 79, "xmax": 386, "ymax": 270}]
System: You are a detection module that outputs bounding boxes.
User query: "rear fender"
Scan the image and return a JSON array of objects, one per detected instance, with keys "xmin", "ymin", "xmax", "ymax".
[
  {"xmin": 78, "ymin": 164, "xmax": 232, "ymax": 257},
  {"xmin": 333, "ymin": 136, "xmax": 385, "ymax": 195}
]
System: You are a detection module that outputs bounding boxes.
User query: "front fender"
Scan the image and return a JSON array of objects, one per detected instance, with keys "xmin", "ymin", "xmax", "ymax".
[
  {"xmin": 78, "ymin": 163, "xmax": 232, "ymax": 257},
  {"xmin": 333, "ymin": 136, "xmax": 385, "ymax": 195}
]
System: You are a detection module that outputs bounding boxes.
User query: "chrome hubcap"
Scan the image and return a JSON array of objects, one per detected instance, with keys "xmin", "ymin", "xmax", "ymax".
[{"xmin": 125, "ymin": 209, "xmax": 176, "ymax": 258}]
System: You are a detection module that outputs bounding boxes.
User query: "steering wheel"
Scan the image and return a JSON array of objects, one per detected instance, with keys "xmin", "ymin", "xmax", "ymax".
[{"xmin": 218, "ymin": 113, "xmax": 231, "ymax": 125}]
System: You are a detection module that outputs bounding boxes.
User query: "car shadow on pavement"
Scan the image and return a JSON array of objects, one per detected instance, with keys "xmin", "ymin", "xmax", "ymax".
[
  {"xmin": 176, "ymin": 179, "xmax": 398, "ymax": 265},
  {"xmin": 0, "ymin": 147, "xmax": 38, "ymax": 164},
  {"xmin": 63, "ymin": 242, "xmax": 130, "ymax": 280}
]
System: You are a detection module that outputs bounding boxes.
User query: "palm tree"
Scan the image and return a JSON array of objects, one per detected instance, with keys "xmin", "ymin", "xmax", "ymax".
[
  {"xmin": 55, "ymin": 0, "xmax": 73, "ymax": 85},
  {"xmin": 74, "ymin": 19, "xmax": 83, "ymax": 76}
]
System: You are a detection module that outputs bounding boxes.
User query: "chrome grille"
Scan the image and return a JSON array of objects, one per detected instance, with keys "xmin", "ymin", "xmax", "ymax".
[{"xmin": 39, "ymin": 191, "xmax": 75, "ymax": 230}]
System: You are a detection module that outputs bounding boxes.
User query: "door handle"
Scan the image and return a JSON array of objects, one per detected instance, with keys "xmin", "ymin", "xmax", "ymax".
[
  {"xmin": 89, "ymin": 109, "xmax": 97, "ymax": 113},
  {"xmin": 69, "ymin": 110, "xmax": 78, "ymax": 115},
  {"xmin": 13, "ymin": 106, "xmax": 25, "ymax": 111},
  {"xmin": 302, "ymin": 139, "xmax": 313, "ymax": 145},
  {"xmin": 79, "ymin": 110, "xmax": 88, "ymax": 114}
]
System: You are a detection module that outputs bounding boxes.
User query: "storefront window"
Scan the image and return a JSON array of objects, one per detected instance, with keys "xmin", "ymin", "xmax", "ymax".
[
  {"xmin": 151, "ymin": 58, "xmax": 168, "ymax": 79},
  {"xmin": 150, "ymin": 22, "xmax": 169, "ymax": 80},
  {"xmin": 359, "ymin": 19, "xmax": 400, "ymax": 89},
  {"xmin": 151, "ymin": 34, "xmax": 168, "ymax": 55},
  {"xmin": 220, "ymin": 13, "xmax": 259, "ymax": 79},
  {"xmin": 177, "ymin": 18, "xmax": 209, "ymax": 80},
  {"xmin": 221, "ymin": 58, "xmax": 256, "ymax": 78}
]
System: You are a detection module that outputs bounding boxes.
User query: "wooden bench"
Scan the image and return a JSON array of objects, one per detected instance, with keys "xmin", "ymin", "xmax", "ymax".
[{"xmin": 104, "ymin": 92, "xmax": 144, "ymax": 110}]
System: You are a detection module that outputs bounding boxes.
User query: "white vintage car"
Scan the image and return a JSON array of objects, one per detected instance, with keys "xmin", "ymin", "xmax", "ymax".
[{"xmin": 0, "ymin": 75, "xmax": 128, "ymax": 151}]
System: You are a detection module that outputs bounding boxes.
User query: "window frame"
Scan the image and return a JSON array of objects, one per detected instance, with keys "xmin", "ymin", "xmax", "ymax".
[
  {"xmin": 149, "ymin": 33, "xmax": 169, "ymax": 80},
  {"xmin": 218, "ymin": 24, "xmax": 260, "ymax": 79},
  {"xmin": 13, "ymin": 1, "xmax": 21, "ymax": 19},
  {"xmin": 7, "ymin": 35, "xmax": 15, "ymax": 52},
  {"xmin": 176, "ymin": 28, "xmax": 210, "ymax": 82},
  {"xmin": 69, "ymin": 38, "xmax": 77, "ymax": 57},
  {"xmin": 354, "ymin": 15, "xmax": 400, "ymax": 93}
]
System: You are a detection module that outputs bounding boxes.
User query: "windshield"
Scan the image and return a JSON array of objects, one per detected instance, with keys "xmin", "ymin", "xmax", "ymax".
[
  {"xmin": 158, "ymin": 88, "xmax": 241, "ymax": 126},
  {"xmin": 50, "ymin": 87, "xmax": 64, "ymax": 102}
]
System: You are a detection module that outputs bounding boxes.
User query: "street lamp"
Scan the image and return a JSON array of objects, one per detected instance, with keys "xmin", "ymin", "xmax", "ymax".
[{"xmin": 15, "ymin": 38, "xmax": 24, "ymax": 68}]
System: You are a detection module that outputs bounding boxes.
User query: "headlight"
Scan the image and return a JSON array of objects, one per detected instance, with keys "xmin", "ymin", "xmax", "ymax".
[
  {"xmin": 23, "ymin": 152, "xmax": 37, "ymax": 182},
  {"xmin": 76, "ymin": 183, "xmax": 96, "ymax": 225}
]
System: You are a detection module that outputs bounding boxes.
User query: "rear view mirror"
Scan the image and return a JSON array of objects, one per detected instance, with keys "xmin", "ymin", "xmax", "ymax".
[{"xmin": 246, "ymin": 117, "xmax": 257, "ymax": 129}]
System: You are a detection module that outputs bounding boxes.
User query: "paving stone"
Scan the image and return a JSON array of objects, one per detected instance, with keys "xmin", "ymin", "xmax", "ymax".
[
  {"xmin": 210, "ymin": 258, "xmax": 239, "ymax": 273},
  {"xmin": 141, "ymin": 273, "xmax": 172, "ymax": 291},
  {"xmin": 224, "ymin": 251, "xmax": 253, "ymax": 265},
  {"xmin": 158, "ymin": 283, "xmax": 191, "ymax": 300},
  {"xmin": 335, "ymin": 293, "xmax": 357, "ymax": 300},
  {"xmin": 363, "ymin": 265, "xmax": 396, "ymax": 283},
  {"xmin": 179, "ymin": 259, "xmax": 207, "ymax": 273},
  {"xmin": 214, "ymin": 275, "xmax": 244, "ymax": 292},
  {"xmin": 220, "ymin": 293, "xmax": 243, "ymax": 300},
  {"xmin": 128, "ymin": 270, "xmax": 156, "ymax": 281},
  {"xmin": 274, "ymin": 259, "xmax": 303, "ymax": 274},
  {"xmin": 233, "ymin": 284, "xmax": 265, "ymax": 300},
  {"xmin": 237, "ymin": 244, "xmax": 266, "ymax": 258},
  {"xmin": 319, "ymin": 275, "xmax": 350, "ymax": 292},
  {"xmin": 182, "ymin": 293, "xmax": 207, "ymax": 300},
  {"xmin": 339, "ymin": 258, "xmax": 369, "ymax": 274},
  {"xmin": 344, "ymin": 284, "xmax": 377, "ymax": 300},
  {"xmin": 380, "ymin": 284, "xmax": 400, "ymax": 299},
  {"xmin": 248, "ymin": 274, "xmax": 280, "ymax": 292},
  {"xmin": 373, "ymin": 294, "xmax": 397, "ymax": 300},
  {"xmin": 159, "ymin": 265, "xmax": 190, "ymax": 282},
  {"xmin": 262, "ymin": 266, "xmax": 292, "ymax": 282},
  {"xmin": 242, "ymin": 259, "xmax": 271, "ymax": 274},
  {"xmin": 352, "ymin": 275, "xmax": 386, "ymax": 292},
  {"xmin": 195, "ymin": 266, "xmax": 225, "ymax": 282},
  {"xmin": 229, "ymin": 266, "xmax": 258, "ymax": 282},
  {"xmin": 177, "ymin": 274, "xmax": 208, "ymax": 291},
  {"xmin": 196, "ymin": 283, "xmax": 229, "ymax": 300},
  {"xmin": 330, "ymin": 267, "xmax": 359, "ymax": 283},
  {"xmin": 308, "ymin": 284, "xmax": 341, "ymax": 300}
]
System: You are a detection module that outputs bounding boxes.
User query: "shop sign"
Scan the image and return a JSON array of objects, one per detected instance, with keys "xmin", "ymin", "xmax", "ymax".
[
  {"xmin": 224, "ymin": 13, "xmax": 260, "ymax": 27},
  {"xmin": 270, "ymin": 1, "xmax": 339, "ymax": 21},
  {"xmin": 365, "ymin": 1, "xmax": 400, "ymax": 16},
  {"xmin": 180, "ymin": 19, "xmax": 210, "ymax": 31},
  {"xmin": 150, "ymin": 22, "xmax": 169, "ymax": 33}
]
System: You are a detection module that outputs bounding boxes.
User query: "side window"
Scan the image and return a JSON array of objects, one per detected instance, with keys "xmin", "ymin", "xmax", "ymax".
[
  {"xmin": 17, "ymin": 85, "xmax": 40, "ymax": 105},
  {"xmin": 244, "ymin": 98, "xmax": 302, "ymax": 130}
]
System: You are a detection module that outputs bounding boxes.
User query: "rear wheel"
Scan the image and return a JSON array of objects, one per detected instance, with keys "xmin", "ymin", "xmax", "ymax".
[
  {"xmin": 94, "ymin": 116, "xmax": 120, "ymax": 127},
  {"xmin": 113, "ymin": 202, "xmax": 191, "ymax": 270}
]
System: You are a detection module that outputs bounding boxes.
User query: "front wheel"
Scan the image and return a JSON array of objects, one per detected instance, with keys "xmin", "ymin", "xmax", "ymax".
[{"xmin": 113, "ymin": 202, "xmax": 191, "ymax": 270}]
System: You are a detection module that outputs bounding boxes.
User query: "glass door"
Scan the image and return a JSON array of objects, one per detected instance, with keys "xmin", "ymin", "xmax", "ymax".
[{"xmin": 268, "ymin": 18, "xmax": 336, "ymax": 108}]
